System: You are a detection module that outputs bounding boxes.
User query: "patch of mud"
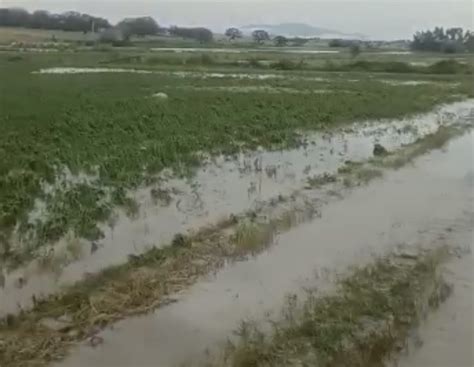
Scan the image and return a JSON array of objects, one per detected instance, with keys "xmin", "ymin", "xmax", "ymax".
[
  {"xmin": 1, "ymin": 100, "xmax": 473, "ymax": 317},
  {"xmin": 54, "ymin": 129, "xmax": 474, "ymax": 367}
]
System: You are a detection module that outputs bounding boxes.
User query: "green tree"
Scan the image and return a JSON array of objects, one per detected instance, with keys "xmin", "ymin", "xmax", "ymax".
[
  {"xmin": 252, "ymin": 29, "xmax": 270, "ymax": 44},
  {"xmin": 274, "ymin": 35, "xmax": 288, "ymax": 47},
  {"xmin": 225, "ymin": 27, "xmax": 242, "ymax": 41},
  {"xmin": 350, "ymin": 44, "xmax": 361, "ymax": 58},
  {"xmin": 117, "ymin": 17, "xmax": 159, "ymax": 37}
]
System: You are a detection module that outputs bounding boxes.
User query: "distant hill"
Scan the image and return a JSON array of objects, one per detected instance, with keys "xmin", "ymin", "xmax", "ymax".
[{"xmin": 241, "ymin": 23, "xmax": 365, "ymax": 40}]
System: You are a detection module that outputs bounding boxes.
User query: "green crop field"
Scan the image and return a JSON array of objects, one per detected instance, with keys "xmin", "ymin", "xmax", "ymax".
[{"xmin": 0, "ymin": 49, "xmax": 472, "ymax": 267}]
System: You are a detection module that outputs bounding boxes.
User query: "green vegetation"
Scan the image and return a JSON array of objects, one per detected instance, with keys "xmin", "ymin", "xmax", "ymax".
[
  {"xmin": 0, "ymin": 118, "xmax": 468, "ymax": 367},
  {"xmin": 376, "ymin": 125, "xmax": 467, "ymax": 169},
  {"xmin": 0, "ymin": 49, "xmax": 471, "ymax": 268},
  {"xmin": 209, "ymin": 247, "xmax": 451, "ymax": 367},
  {"xmin": 411, "ymin": 27, "xmax": 474, "ymax": 53},
  {"xmin": 233, "ymin": 221, "xmax": 274, "ymax": 253}
]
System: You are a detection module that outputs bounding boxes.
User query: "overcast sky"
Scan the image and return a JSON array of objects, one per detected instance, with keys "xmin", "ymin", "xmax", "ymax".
[{"xmin": 2, "ymin": 0, "xmax": 473, "ymax": 39}]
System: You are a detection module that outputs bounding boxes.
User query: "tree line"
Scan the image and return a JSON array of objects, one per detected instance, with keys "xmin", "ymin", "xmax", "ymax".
[
  {"xmin": 0, "ymin": 8, "xmax": 110, "ymax": 33},
  {"xmin": 411, "ymin": 27, "xmax": 474, "ymax": 53},
  {"xmin": 0, "ymin": 9, "xmax": 296, "ymax": 46},
  {"xmin": 0, "ymin": 7, "xmax": 215, "ymax": 43}
]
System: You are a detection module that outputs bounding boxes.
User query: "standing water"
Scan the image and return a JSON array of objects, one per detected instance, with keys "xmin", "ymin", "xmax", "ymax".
[{"xmin": 55, "ymin": 130, "xmax": 474, "ymax": 367}]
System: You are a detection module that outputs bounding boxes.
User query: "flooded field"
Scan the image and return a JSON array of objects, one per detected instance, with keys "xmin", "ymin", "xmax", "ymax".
[
  {"xmin": 398, "ymin": 230, "xmax": 473, "ymax": 367},
  {"xmin": 1, "ymin": 100, "xmax": 472, "ymax": 317},
  {"xmin": 55, "ymin": 124, "xmax": 474, "ymax": 367},
  {"xmin": 2, "ymin": 4, "xmax": 474, "ymax": 365}
]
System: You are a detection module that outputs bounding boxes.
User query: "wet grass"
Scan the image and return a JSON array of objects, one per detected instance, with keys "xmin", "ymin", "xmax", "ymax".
[
  {"xmin": 305, "ymin": 173, "xmax": 337, "ymax": 189},
  {"xmin": 208, "ymin": 247, "xmax": 451, "ymax": 367},
  {"xmin": 355, "ymin": 167, "xmax": 383, "ymax": 184},
  {"xmin": 0, "ymin": 203, "xmax": 313, "ymax": 367},
  {"xmin": 0, "ymin": 118, "xmax": 469, "ymax": 366},
  {"xmin": 0, "ymin": 51, "xmax": 470, "ymax": 266},
  {"xmin": 376, "ymin": 124, "xmax": 468, "ymax": 169},
  {"xmin": 233, "ymin": 221, "xmax": 275, "ymax": 253}
]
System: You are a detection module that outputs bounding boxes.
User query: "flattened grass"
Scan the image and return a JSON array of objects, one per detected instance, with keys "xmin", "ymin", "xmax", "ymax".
[{"xmin": 211, "ymin": 247, "xmax": 451, "ymax": 367}]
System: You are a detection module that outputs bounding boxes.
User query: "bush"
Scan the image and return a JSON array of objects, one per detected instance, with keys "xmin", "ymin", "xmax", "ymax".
[
  {"xmin": 185, "ymin": 54, "xmax": 215, "ymax": 65},
  {"xmin": 347, "ymin": 61, "xmax": 414, "ymax": 73},
  {"xmin": 270, "ymin": 59, "xmax": 304, "ymax": 70},
  {"xmin": 248, "ymin": 57, "xmax": 261, "ymax": 68},
  {"xmin": 428, "ymin": 60, "xmax": 469, "ymax": 74},
  {"xmin": 111, "ymin": 40, "xmax": 132, "ymax": 47},
  {"xmin": 7, "ymin": 55, "xmax": 23, "ymax": 62}
]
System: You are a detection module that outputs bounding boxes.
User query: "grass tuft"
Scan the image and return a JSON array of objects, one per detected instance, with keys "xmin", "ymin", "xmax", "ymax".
[{"xmin": 209, "ymin": 247, "xmax": 451, "ymax": 367}]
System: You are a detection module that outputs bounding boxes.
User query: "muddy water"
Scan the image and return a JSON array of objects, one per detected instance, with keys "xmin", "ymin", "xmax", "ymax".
[
  {"xmin": 0, "ymin": 100, "xmax": 472, "ymax": 317},
  {"xmin": 397, "ymin": 230, "xmax": 473, "ymax": 367},
  {"xmin": 35, "ymin": 67, "xmax": 330, "ymax": 81},
  {"xmin": 55, "ymin": 129, "xmax": 474, "ymax": 367},
  {"xmin": 150, "ymin": 47, "xmax": 340, "ymax": 54},
  {"xmin": 2, "ymin": 103, "xmax": 473, "ymax": 317}
]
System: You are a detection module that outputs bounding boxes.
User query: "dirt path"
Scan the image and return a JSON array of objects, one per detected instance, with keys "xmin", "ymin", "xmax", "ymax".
[{"xmin": 55, "ymin": 131, "xmax": 474, "ymax": 366}]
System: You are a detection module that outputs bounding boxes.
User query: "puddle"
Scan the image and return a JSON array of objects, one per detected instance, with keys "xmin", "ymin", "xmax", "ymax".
[
  {"xmin": 375, "ymin": 51, "xmax": 413, "ymax": 55},
  {"xmin": 381, "ymin": 80, "xmax": 434, "ymax": 86},
  {"xmin": 55, "ymin": 129, "xmax": 474, "ymax": 367},
  {"xmin": 378, "ymin": 80, "xmax": 460, "ymax": 88},
  {"xmin": 33, "ymin": 67, "xmax": 330, "ymax": 81},
  {"xmin": 1, "ymin": 100, "xmax": 473, "ymax": 317},
  {"xmin": 409, "ymin": 61, "xmax": 430, "ymax": 67},
  {"xmin": 171, "ymin": 86, "xmax": 343, "ymax": 94},
  {"xmin": 33, "ymin": 67, "xmax": 284, "ymax": 80},
  {"xmin": 150, "ymin": 47, "xmax": 340, "ymax": 55},
  {"xmin": 33, "ymin": 67, "xmax": 154, "ymax": 75}
]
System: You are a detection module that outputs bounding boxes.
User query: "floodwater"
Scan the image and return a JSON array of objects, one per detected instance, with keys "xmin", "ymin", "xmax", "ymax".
[
  {"xmin": 56, "ymin": 129, "xmax": 474, "ymax": 367},
  {"xmin": 34, "ymin": 67, "xmax": 318, "ymax": 81},
  {"xmin": 150, "ymin": 47, "xmax": 340, "ymax": 55},
  {"xmin": 34, "ymin": 67, "xmax": 155, "ymax": 74},
  {"xmin": 381, "ymin": 80, "xmax": 433, "ymax": 86},
  {"xmin": 171, "ymin": 85, "xmax": 349, "ymax": 94},
  {"xmin": 398, "ymin": 230, "xmax": 473, "ymax": 367},
  {"xmin": 1, "ymin": 100, "xmax": 473, "ymax": 317}
]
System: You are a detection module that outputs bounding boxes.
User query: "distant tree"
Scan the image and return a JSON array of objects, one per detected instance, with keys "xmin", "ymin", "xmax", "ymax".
[
  {"xmin": 411, "ymin": 27, "xmax": 472, "ymax": 53},
  {"xmin": 169, "ymin": 26, "xmax": 213, "ymax": 43},
  {"xmin": 117, "ymin": 17, "xmax": 159, "ymax": 37},
  {"xmin": 193, "ymin": 27, "xmax": 213, "ymax": 43},
  {"xmin": 0, "ymin": 7, "xmax": 110, "ymax": 32},
  {"xmin": 274, "ymin": 35, "xmax": 288, "ymax": 47},
  {"xmin": 328, "ymin": 39, "xmax": 349, "ymax": 47},
  {"xmin": 464, "ymin": 31, "xmax": 474, "ymax": 52},
  {"xmin": 291, "ymin": 37, "xmax": 309, "ymax": 46},
  {"xmin": 350, "ymin": 44, "xmax": 361, "ymax": 57},
  {"xmin": 252, "ymin": 29, "xmax": 270, "ymax": 44},
  {"xmin": 99, "ymin": 27, "xmax": 127, "ymax": 43},
  {"xmin": 0, "ymin": 8, "xmax": 30, "ymax": 27},
  {"xmin": 29, "ymin": 10, "xmax": 50, "ymax": 29},
  {"xmin": 225, "ymin": 27, "xmax": 242, "ymax": 41},
  {"xmin": 446, "ymin": 27, "xmax": 464, "ymax": 42}
]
